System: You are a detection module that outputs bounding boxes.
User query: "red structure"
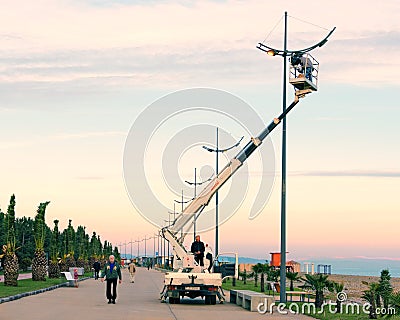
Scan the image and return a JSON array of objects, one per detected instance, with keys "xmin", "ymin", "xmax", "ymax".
[
  {"xmin": 269, "ymin": 252, "xmax": 295, "ymax": 271},
  {"xmin": 270, "ymin": 252, "xmax": 281, "ymax": 267}
]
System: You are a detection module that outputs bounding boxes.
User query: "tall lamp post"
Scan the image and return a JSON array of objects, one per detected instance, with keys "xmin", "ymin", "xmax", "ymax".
[
  {"xmin": 185, "ymin": 169, "xmax": 213, "ymax": 241},
  {"xmin": 202, "ymin": 129, "xmax": 243, "ymax": 257},
  {"xmin": 257, "ymin": 12, "xmax": 335, "ymax": 303}
]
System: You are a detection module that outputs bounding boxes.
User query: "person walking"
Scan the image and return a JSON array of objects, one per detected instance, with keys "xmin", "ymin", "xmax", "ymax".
[
  {"xmin": 101, "ymin": 255, "xmax": 122, "ymax": 304},
  {"xmin": 128, "ymin": 260, "xmax": 136, "ymax": 283},
  {"xmin": 93, "ymin": 259, "xmax": 101, "ymax": 280},
  {"xmin": 73, "ymin": 268, "xmax": 79, "ymax": 288}
]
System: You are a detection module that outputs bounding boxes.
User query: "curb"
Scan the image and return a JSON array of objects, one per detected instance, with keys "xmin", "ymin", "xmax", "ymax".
[
  {"xmin": 0, "ymin": 277, "xmax": 91, "ymax": 304},
  {"xmin": 154, "ymin": 267, "xmax": 171, "ymax": 273}
]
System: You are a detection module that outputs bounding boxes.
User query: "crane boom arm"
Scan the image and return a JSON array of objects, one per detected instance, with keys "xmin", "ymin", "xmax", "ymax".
[{"xmin": 162, "ymin": 90, "xmax": 310, "ymax": 260}]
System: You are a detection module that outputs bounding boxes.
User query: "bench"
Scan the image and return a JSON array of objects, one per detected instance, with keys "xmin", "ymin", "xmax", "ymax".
[
  {"xmin": 236, "ymin": 290, "xmax": 258, "ymax": 306},
  {"xmin": 286, "ymin": 291, "xmax": 310, "ymax": 302},
  {"xmin": 69, "ymin": 267, "xmax": 84, "ymax": 276},
  {"xmin": 230, "ymin": 289, "xmax": 274, "ymax": 312},
  {"xmin": 61, "ymin": 272, "xmax": 75, "ymax": 287},
  {"xmin": 270, "ymin": 282, "xmax": 310, "ymax": 302},
  {"xmin": 230, "ymin": 289, "xmax": 252, "ymax": 303},
  {"xmin": 243, "ymin": 292, "xmax": 274, "ymax": 312}
]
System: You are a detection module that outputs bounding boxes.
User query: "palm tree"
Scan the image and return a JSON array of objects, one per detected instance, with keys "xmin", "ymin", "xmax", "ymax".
[
  {"xmin": 362, "ymin": 282, "xmax": 379, "ymax": 319},
  {"xmin": 267, "ymin": 268, "xmax": 280, "ymax": 282},
  {"xmin": 259, "ymin": 264, "xmax": 270, "ymax": 293},
  {"xmin": 239, "ymin": 269, "xmax": 253, "ymax": 285},
  {"xmin": 32, "ymin": 201, "xmax": 50, "ymax": 281},
  {"xmin": 252, "ymin": 264, "xmax": 262, "ymax": 287},
  {"xmin": 389, "ymin": 291, "xmax": 400, "ymax": 316},
  {"xmin": 303, "ymin": 273, "xmax": 332, "ymax": 308},
  {"xmin": 286, "ymin": 271, "xmax": 300, "ymax": 291},
  {"xmin": 65, "ymin": 220, "xmax": 76, "ymax": 269},
  {"xmin": 378, "ymin": 269, "xmax": 393, "ymax": 309},
  {"xmin": 75, "ymin": 225, "xmax": 86, "ymax": 269},
  {"xmin": 3, "ymin": 195, "xmax": 19, "ymax": 286},
  {"xmin": 331, "ymin": 281, "xmax": 345, "ymax": 313},
  {"xmin": 48, "ymin": 219, "xmax": 60, "ymax": 278}
]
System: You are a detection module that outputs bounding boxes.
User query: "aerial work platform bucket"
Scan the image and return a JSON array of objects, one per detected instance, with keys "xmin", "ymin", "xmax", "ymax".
[{"xmin": 289, "ymin": 53, "xmax": 319, "ymax": 91}]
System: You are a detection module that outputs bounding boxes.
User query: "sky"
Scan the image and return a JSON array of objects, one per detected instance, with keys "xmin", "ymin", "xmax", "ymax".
[{"xmin": 0, "ymin": 0, "xmax": 399, "ymax": 263}]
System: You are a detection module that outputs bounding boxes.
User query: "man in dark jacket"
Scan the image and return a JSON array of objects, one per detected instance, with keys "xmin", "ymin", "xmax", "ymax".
[
  {"xmin": 191, "ymin": 235, "xmax": 205, "ymax": 266},
  {"xmin": 93, "ymin": 259, "xmax": 101, "ymax": 280},
  {"xmin": 101, "ymin": 255, "xmax": 122, "ymax": 304}
]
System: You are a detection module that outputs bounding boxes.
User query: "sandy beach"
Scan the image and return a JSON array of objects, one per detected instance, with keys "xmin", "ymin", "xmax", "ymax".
[{"xmin": 318, "ymin": 274, "xmax": 400, "ymax": 303}]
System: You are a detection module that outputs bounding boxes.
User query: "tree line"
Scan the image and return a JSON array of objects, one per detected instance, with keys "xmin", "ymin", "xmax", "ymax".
[{"xmin": 0, "ymin": 194, "xmax": 120, "ymax": 286}]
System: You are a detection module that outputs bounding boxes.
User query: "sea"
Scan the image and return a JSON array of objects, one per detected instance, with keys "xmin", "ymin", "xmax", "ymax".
[{"xmin": 221, "ymin": 256, "xmax": 400, "ymax": 277}]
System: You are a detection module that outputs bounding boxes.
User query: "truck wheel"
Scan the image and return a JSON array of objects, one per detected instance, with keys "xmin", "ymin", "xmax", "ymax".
[
  {"xmin": 169, "ymin": 297, "xmax": 176, "ymax": 304},
  {"xmin": 169, "ymin": 297, "xmax": 180, "ymax": 304},
  {"xmin": 210, "ymin": 295, "xmax": 216, "ymax": 305},
  {"xmin": 204, "ymin": 296, "xmax": 211, "ymax": 305}
]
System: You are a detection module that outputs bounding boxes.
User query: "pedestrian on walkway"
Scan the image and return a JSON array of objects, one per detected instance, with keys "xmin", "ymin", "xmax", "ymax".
[
  {"xmin": 93, "ymin": 259, "xmax": 101, "ymax": 280},
  {"xmin": 73, "ymin": 268, "xmax": 79, "ymax": 288},
  {"xmin": 101, "ymin": 255, "xmax": 122, "ymax": 304},
  {"xmin": 128, "ymin": 260, "xmax": 136, "ymax": 283}
]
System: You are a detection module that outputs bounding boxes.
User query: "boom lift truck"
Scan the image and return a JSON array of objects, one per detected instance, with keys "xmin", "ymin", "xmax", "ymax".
[{"xmin": 160, "ymin": 56, "xmax": 320, "ymax": 305}]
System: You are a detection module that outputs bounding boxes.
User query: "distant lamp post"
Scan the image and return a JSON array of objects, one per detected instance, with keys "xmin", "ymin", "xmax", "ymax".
[
  {"xmin": 174, "ymin": 191, "xmax": 195, "ymax": 237},
  {"xmin": 168, "ymin": 203, "xmax": 177, "ymax": 223},
  {"xmin": 134, "ymin": 238, "xmax": 140, "ymax": 259},
  {"xmin": 185, "ymin": 168, "xmax": 213, "ymax": 241},
  {"xmin": 202, "ymin": 128, "xmax": 243, "ymax": 257},
  {"xmin": 163, "ymin": 219, "xmax": 171, "ymax": 268},
  {"xmin": 143, "ymin": 235, "xmax": 151, "ymax": 258},
  {"xmin": 257, "ymin": 11, "xmax": 335, "ymax": 303}
]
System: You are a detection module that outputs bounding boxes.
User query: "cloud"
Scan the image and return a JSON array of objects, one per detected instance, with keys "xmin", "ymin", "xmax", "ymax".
[
  {"xmin": 294, "ymin": 170, "xmax": 400, "ymax": 178},
  {"xmin": 52, "ymin": 131, "xmax": 126, "ymax": 140},
  {"xmin": 76, "ymin": 176, "xmax": 105, "ymax": 180},
  {"xmin": 355, "ymin": 256, "xmax": 400, "ymax": 262},
  {"xmin": 0, "ymin": 0, "xmax": 399, "ymax": 88},
  {"xmin": 0, "ymin": 45, "xmax": 270, "ymax": 87},
  {"xmin": 0, "ymin": 131, "xmax": 126, "ymax": 150}
]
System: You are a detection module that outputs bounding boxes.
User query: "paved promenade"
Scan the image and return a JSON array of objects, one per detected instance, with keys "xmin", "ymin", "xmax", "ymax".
[{"xmin": 1, "ymin": 267, "xmax": 312, "ymax": 320}]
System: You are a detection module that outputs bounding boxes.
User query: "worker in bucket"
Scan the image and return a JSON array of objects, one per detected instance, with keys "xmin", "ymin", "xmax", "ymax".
[{"xmin": 191, "ymin": 235, "xmax": 205, "ymax": 266}]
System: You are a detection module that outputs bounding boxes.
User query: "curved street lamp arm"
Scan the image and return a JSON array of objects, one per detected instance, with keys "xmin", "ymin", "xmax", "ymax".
[
  {"xmin": 257, "ymin": 26, "xmax": 336, "ymax": 55},
  {"xmin": 184, "ymin": 173, "xmax": 214, "ymax": 185},
  {"xmin": 174, "ymin": 196, "xmax": 196, "ymax": 204},
  {"xmin": 202, "ymin": 136, "xmax": 244, "ymax": 153}
]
